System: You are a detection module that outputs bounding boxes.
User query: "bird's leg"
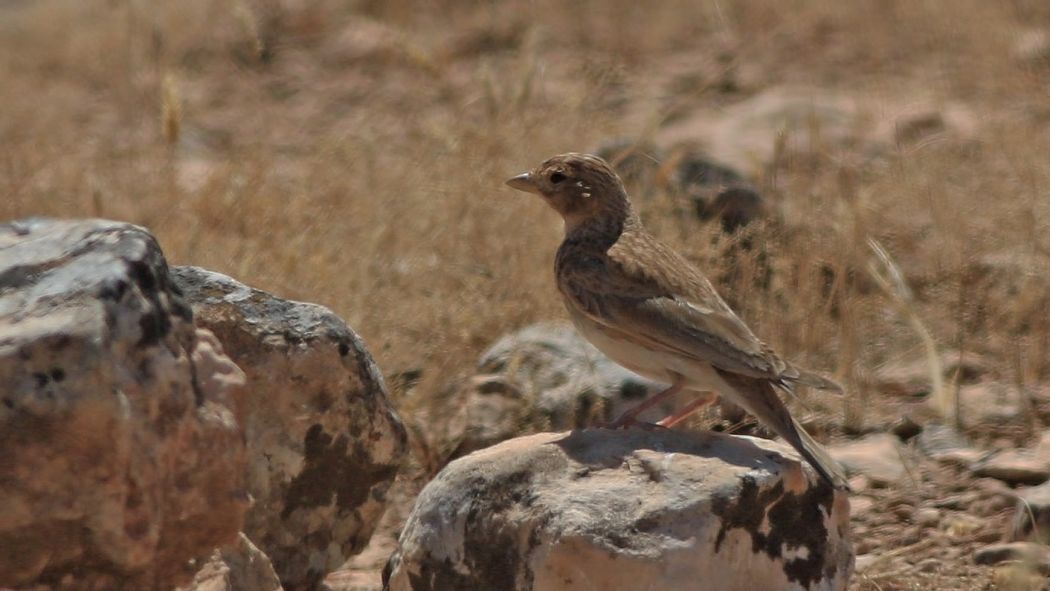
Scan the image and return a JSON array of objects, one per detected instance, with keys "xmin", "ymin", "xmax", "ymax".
[
  {"xmin": 657, "ymin": 392, "xmax": 717, "ymax": 428},
  {"xmin": 607, "ymin": 377, "xmax": 685, "ymax": 428}
]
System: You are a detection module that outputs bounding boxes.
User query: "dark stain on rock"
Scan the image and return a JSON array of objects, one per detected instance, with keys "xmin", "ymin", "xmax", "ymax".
[
  {"xmin": 401, "ymin": 557, "xmax": 480, "ymax": 591},
  {"xmin": 137, "ymin": 302, "xmax": 172, "ymax": 347},
  {"xmin": 121, "ymin": 257, "xmax": 177, "ymax": 348},
  {"xmin": 460, "ymin": 512, "xmax": 522, "ymax": 591},
  {"xmin": 573, "ymin": 393, "xmax": 595, "ymax": 427},
  {"xmin": 0, "ymin": 265, "xmax": 35, "ymax": 290},
  {"xmin": 50, "ymin": 368, "xmax": 65, "ymax": 382},
  {"xmin": 282, "ymin": 424, "xmax": 401, "ymax": 524},
  {"xmin": 169, "ymin": 295, "xmax": 194, "ymax": 323},
  {"xmin": 283, "ymin": 424, "xmax": 345, "ymax": 518},
  {"xmin": 712, "ymin": 476, "xmax": 834, "ymax": 588},
  {"xmin": 394, "ymin": 470, "xmax": 537, "ymax": 590},
  {"xmin": 126, "ymin": 259, "xmax": 157, "ymax": 292},
  {"xmin": 464, "ymin": 469, "xmax": 537, "ymax": 588},
  {"xmin": 98, "ymin": 278, "xmax": 129, "ymax": 301}
]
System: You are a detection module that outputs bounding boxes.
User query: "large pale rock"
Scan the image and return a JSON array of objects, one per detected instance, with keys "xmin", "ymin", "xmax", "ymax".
[
  {"xmin": 172, "ymin": 266, "xmax": 407, "ymax": 591},
  {"xmin": 827, "ymin": 434, "xmax": 908, "ymax": 486},
  {"xmin": 441, "ymin": 323, "xmax": 665, "ymax": 460},
  {"xmin": 972, "ymin": 430, "xmax": 1050, "ymax": 487},
  {"xmin": 385, "ymin": 429, "xmax": 853, "ymax": 591},
  {"xmin": 0, "ymin": 219, "xmax": 248, "ymax": 589},
  {"xmin": 915, "ymin": 423, "xmax": 984, "ymax": 466},
  {"xmin": 657, "ymin": 87, "xmax": 868, "ymax": 171},
  {"xmin": 481, "ymin": 323, "xmax": 665, "ymax": 424},
  {"xmin": 972, "ymin": 449, "xmax": 1050, "ymax": 486},
  {"xmin": 872, "ymin": 352, "xmax": 987, "ymax": 398}
]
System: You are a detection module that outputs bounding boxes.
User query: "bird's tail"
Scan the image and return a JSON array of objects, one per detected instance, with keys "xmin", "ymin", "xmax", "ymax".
[
  {"xmin": 787, "ymin": 364, "xmax": 844, "ymax": 394},
  {"xmin": 789, "ymin": 416, "xmax": 850, "ymax": 491},
  {"xmin": 717, "ymin": 369, "xmax": 850, "ymax": 491}
]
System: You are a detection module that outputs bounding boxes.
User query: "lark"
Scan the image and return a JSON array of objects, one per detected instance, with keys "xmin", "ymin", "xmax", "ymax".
[{"xmin": 506, "ymin": 152, "xmax": 848, "ymax": 490}]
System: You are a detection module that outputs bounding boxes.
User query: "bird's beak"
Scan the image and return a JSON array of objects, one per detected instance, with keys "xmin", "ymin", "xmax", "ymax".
[{"xmin": 505, "ymin": 172, "xmax": 539, "ymax": 194}]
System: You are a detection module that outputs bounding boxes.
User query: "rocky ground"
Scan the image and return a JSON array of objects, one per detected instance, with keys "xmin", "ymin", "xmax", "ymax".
[{"xmin": 324, "ymin": 322, "xmax": 1050, "ymax": 591}]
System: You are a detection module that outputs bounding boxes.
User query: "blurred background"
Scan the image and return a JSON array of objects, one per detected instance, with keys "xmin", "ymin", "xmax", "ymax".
[{"xmin": 3, "ymin": 2, "xmax": 1050, "ymax": 587}]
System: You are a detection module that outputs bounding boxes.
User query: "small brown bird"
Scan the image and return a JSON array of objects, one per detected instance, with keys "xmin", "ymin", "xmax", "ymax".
[{"xmin": 506, "ymin": 152, "xmax": 848, "ymax": 490}]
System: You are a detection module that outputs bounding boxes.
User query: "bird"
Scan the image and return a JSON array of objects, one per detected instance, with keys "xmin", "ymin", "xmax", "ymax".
[{"xmin": 505, "ymin": 152, "xmax": 849, "ymax": 491}]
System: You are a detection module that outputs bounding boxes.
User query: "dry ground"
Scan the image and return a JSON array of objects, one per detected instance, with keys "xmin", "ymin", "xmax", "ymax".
[{"xmin": 3, "ymin": 1, "xmax": 1050, "ymax": 589}]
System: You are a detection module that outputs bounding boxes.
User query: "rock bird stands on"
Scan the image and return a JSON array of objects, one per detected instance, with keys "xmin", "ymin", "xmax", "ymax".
[{"xmin": 506, "ymin": 152, "xmax": 849, "ymax": 490}]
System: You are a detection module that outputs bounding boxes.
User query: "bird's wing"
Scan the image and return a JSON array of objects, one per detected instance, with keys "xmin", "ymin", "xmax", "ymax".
[{"xmin": 558, "ymin": 238, "xmax": 805, "ymax": 383}]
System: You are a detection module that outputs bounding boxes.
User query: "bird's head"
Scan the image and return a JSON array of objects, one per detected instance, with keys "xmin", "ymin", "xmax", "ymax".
[{"xmin": 506, "ymin": 153, "xmax": 631, "ymax": 227}]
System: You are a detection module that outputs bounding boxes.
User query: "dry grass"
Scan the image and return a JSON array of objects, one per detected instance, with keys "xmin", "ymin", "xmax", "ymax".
[
  {"xmin": 3, "ymin": 2, "xmax": 1050, "ymax": 585},
  {"xmin": 4, "ymin": 0, "xmax": 1050, "ymax": 419}
]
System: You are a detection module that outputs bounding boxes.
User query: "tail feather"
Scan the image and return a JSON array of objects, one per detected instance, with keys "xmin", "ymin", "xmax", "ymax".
[
  {"xmin": 717, "ymin": 369, "xmax": 850, "ymax": 491},
  {"xmin": 790, "ymin": 417, "xmax": 850, "ymax": 491},
  {"xmin": 787, "ymin": 364, "xmax": 844, "ymax": 394}
]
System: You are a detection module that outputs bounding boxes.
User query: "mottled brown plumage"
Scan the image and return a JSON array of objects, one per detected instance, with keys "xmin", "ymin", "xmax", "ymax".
[{"xmin": 506, "ymin": 152, "xmax": 848, "ymax": 490}]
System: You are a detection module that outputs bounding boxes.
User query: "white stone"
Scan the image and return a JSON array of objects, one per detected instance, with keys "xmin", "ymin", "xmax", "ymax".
[{"xmin": 386, "ymin": 429, "xmax": 853, "ymax": 591}]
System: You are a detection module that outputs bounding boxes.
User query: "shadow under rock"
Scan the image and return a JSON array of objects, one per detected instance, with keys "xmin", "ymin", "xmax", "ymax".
[{"xmin": 549, "ymin": 427, "xmax": 796, "ymax": 477}]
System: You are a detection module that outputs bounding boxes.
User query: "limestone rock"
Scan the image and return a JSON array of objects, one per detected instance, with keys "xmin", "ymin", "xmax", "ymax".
[
  {"xmin": 658, "ymin": 87, "xmax": 869, "ymax": 171},
  {"xmin": 827, "ymin": 434, "xmax": 908, "ymax": 486},
  {"xmin": 0, "ymin": 218, "xmax": 248, "ymax": 589},
  {"xmin": 180, "ymin": 534, "xmax": 283, "ymax": 591},
  {"xmin": 873, "ymin": 102, "xmax": 978, "ymax": 147},
  {"xmin": 172, "ymin": 266, "xmax": 407, "ymax": 591},
  {"xmin": 385, "ymin": 429, "xmax": 853, "ymax": 591},
  {"xmin": 440, "ymin": 374, "xmax": 535, "ymax": 461},
  {"xmin": 957, "ymin": 381, "xmax": 1027, "ymax": 428},
  {"xmin": 872, "ymin": 352, "xmax": 987, "ymax": 398},
  {"xmin": 480, "ymin": 324, "xmax": 664, "ymax": 424},
  {"xmin": 441, "ymin": 323, "xmax": 665, "ymax": 460},
  {"xmin": 972, "ymin": 449, "xmax": 1050, "ymax": 486},
  {"xmin": 915, "ymin": 424, "xmax": 985, "ymax": 466}
]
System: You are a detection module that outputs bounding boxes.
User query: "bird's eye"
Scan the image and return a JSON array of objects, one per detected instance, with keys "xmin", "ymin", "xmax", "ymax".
[{"xmin": 549, "ymin": 172, "xmax": 567, "ymax": 184}]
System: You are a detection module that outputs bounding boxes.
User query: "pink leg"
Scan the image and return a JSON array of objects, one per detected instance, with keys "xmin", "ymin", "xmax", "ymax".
[
  {"xmin": 657, "ymin": 392, "xmax": 717, "ymax": 428},
  {"xmin": 607, "ymin": 379, "xmax": 685, "ymax": 428}
]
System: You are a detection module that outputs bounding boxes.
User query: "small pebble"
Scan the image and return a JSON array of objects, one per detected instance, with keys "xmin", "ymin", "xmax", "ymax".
[
  {"xmin": 914, "ymin": 557, "xmax": 941, "ymax": 573},
  {"xmin": 847, "ymin": 475, "xmax": 871, "ymax": 493},
  {"xmin": 914, "ymin": 507, "xmax": 940, "ymax": 527},
  {"xmin": 934, "ymin": 492, "xmax": 978, "ymax": 510},
  {"xmin": 854, "ymin": 554, "xmax": 878, "ymax": 573},
  {"xmin": 892, "ymin": 505, "xmax": 913, "ymax": 521}
]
